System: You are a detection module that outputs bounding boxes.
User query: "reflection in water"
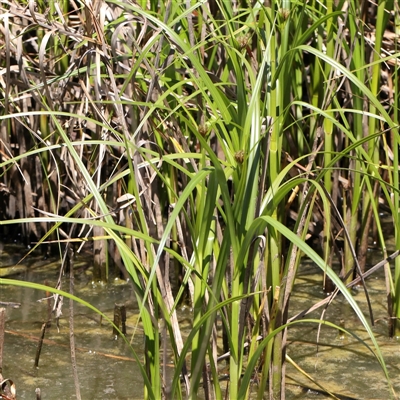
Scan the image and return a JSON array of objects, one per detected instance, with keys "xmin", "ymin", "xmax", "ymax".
[
  {"xmin": 1, "ymin": 244, "xmax": 400, "ymax": 399},
  {"xmin": 286, "ymin": 256, "xmax": 400, "ymax": 399},
  {"xmin": 0, "ymin": 244, "xmax": 144, "ymax": 399}
]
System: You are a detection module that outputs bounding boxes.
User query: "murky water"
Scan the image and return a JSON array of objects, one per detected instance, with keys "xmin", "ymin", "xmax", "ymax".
[
  {"xmin": 1, "ymin": 243, "xmax": 400, "ymax": 399},
  {"xmin": 0, "ymin": 244, "xmax": 143, "ymax": 399},
  {"xmin": 286, "ymin": 251, "xmax": 400, "ymax": 400}
]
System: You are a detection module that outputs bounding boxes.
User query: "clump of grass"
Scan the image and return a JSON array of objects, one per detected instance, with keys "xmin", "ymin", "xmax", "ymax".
[{"xmin": 0, "ymin": 0, "xmax": 399, "ymax": 399}]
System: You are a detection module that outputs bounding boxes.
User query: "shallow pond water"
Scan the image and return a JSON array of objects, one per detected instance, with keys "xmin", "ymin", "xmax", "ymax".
[
  {"xmin": 285, "ymin": 251, "xmax": 400, "ymax": 400},
  {"xmin": 1, "ymin": 243, "xmax": 400, "ymax": 399},
  {"xmin": 0, "ymin": 244, "xmax": 144, "ymax": 399}
]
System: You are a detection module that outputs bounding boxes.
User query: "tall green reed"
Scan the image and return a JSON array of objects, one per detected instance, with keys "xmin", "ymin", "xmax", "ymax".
[{"xmin": 1, "ymin": 0, "xmax": 400, "ymax": 399}]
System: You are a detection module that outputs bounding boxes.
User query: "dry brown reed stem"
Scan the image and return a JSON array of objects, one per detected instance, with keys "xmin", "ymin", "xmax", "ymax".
[{"xmin": 69, "ymin": 246, "xmax": 81, "ymax": 400}]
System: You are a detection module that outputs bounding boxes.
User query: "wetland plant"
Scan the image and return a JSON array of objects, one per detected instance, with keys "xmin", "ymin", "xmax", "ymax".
[{"xmin": 0, "ymin": 0, "xmax": 399, "ymax": 399}]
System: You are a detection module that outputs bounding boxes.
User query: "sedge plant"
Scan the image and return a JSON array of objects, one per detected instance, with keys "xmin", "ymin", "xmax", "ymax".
[{"xmin": 1, "ymin": 0, "xmax": 400, "ymax": 399}]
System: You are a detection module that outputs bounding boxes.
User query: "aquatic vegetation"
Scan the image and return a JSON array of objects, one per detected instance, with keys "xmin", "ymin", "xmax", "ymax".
[{"xmin": 0, "ymin": 0, "xmax": 399, "ymax": 399}]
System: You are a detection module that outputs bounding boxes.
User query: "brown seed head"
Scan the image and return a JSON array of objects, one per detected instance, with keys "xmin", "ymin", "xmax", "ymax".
[
  {"xmin": 198, "ymin": 124, "xmax": 208, "ymax": 137},
  {"xmin": 234, "ymin": 150, "xmax": 245, "ymax": 164}
]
